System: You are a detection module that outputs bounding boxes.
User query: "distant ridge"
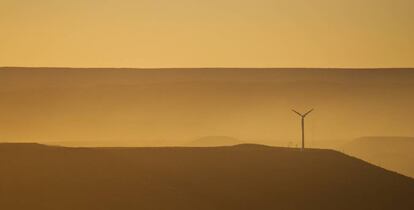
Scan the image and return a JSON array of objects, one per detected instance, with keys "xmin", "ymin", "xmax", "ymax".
[
  {"xmin": 187, "ymin": 136, "xmax": 243, "ymax": 147},
  {"xmin": 353, "ymin": 136, "xmax": 414, "ymax": 143},
  {"xmin": 1, "ymin": 67, "xmax": 414, "ymax": 71},
  {"xmin": 344, "ymin": 136, "xmax": 414, "ymax": 178}
]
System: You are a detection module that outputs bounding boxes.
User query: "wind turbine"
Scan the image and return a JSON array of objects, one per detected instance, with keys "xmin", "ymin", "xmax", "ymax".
[{"xmin": 292, "ymin": 108, "xmax": 314, "ymax": 151}]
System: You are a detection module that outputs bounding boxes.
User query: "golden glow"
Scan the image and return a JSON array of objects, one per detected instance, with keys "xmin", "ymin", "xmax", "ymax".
[{"xmin": 1, "ymin": 0, "xmax": 414, "ymax": 68}]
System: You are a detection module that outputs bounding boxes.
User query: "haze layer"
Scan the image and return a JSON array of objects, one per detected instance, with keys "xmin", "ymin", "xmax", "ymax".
[{"xmin": 1, "ymin": 68, "xmax": 414, "ymax": 147}]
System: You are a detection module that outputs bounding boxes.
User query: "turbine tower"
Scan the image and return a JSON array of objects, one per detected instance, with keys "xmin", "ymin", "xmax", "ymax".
[{"xmin": 292, "ymin": 109, "xmax": 314, "ymax": 151}]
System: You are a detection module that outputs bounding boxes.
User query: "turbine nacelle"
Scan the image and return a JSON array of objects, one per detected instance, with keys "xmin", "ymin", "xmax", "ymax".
[{"xmin": 292, "ymin": 109, "xmax": 314, "ymax": 118}]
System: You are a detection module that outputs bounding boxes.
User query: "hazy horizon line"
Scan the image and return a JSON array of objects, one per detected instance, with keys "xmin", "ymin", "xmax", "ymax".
[{"xmin": 1, "ymin": 66, "xmax": 414, "ymax": 70}]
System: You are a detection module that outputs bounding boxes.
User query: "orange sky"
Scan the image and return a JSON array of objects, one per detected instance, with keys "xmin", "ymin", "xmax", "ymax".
[{"xmin": 1, "ymin": 0, "xmax": 413, "ymax": 68}]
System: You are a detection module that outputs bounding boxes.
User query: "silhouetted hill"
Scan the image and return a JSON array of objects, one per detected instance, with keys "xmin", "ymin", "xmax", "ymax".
[
  {"xmin": 187, "ymin": 136, "xmax": 243, "ymax": 147},
  {"xmin": 0, "ymin": 143, "xmax": 413, "ymax": 210},
  {"xmin": 344, "ymin": 136, "xmax": 414, "ymax": 178}
]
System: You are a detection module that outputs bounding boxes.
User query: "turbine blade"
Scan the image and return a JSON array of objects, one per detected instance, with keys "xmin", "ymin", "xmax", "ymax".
[
  {"xmin": 303, "ymin": 108, "xmax": 314, "ymax": 117},
  {"xmin": 292, "ymin": 109, "xmax": 303, "ymax": 116}
]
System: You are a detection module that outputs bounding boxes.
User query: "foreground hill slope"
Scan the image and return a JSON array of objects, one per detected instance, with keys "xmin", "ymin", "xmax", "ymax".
[{"xmin": 0, "ymin": 143, "xmax": 413, "ymax": 210}]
